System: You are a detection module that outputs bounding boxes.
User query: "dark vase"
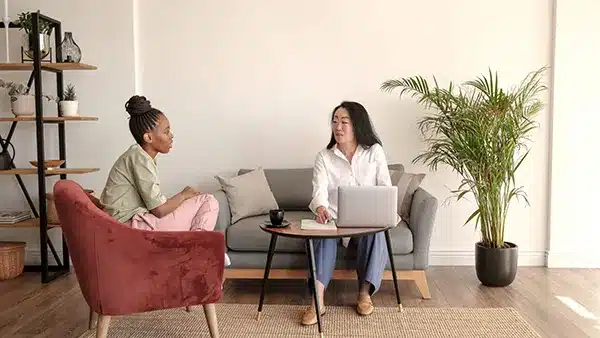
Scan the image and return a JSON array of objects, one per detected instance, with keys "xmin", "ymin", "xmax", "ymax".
[
  {"xmin": 60, "ymin": 32, "xmax": 81, "ymax": 63},
  {"xmin": 475, "ymin": 241, "xmax": 518, "ymax": 287}
]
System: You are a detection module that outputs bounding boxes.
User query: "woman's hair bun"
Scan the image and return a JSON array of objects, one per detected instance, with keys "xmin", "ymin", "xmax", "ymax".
[{"xmin": 125, "ymin": 95, "xmax": 153, "ymax": 117}]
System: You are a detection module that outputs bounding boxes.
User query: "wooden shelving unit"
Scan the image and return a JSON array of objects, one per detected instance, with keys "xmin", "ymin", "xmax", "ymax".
[
  {"xmin": 0, "ymin": 168, "xmax": 99, "ymax": 175},
  {"xmin": 0, "ymin": 62, "xmax": 97, "ymax": 71},
  {"xmin": 0, "ymin": 218, "xmax": 60, "ymax": 229},
  {"xmin": 0, "ymin": 11, "xmax": 99, "ymax": 283},
  {"xmin": 0, "ymin": 116, "xmax": 98, "ymax": 122}
]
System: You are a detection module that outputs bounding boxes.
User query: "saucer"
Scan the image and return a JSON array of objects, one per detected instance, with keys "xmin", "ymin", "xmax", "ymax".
[{"xmin": 263, "ymin": 220, "xmax": 290, "ymax": 228}]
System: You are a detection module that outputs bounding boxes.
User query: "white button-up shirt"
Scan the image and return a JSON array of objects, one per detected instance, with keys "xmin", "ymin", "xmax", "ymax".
[{"xmin": 308, "ymin": 143, "xmax": 395, "ymax": 246}]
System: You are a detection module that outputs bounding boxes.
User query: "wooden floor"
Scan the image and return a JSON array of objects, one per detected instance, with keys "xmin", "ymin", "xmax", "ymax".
[{"xmin": 0, "ymin": 267, "xmax": 598, "ymax": 338}]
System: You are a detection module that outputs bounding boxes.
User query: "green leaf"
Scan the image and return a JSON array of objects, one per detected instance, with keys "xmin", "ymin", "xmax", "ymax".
[
  {"xmin": 456, "ymin": 190, "xmax": 470, "ymax": 201},
  {"xmin": 463, "ymin": 209, "xmax": 481, "ymax": 227}
]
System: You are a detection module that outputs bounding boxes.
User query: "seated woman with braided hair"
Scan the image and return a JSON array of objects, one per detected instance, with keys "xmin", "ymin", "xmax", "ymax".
[{"xmin": 100, "ymin": 95, "xmax": 230, "ymax": 266}]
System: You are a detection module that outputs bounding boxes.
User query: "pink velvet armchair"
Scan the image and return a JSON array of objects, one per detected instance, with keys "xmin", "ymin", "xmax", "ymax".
[{"xmin": 53, "ymin": 180, "xmax": 225, "ymax": 338}]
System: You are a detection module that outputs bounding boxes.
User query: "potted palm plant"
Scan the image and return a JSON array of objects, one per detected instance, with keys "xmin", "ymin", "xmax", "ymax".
[{"xmin": 380, "ymin": 67, "xmax": 547, "ymax": 286}]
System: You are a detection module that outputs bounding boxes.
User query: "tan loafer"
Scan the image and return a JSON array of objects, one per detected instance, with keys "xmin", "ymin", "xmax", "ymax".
[
  {"xmin": 357, "ymin": 295, "xmax": 374, "ymax": 316},
  {"xmin": 301, "ymin": 305, "xmax": 326, "ymax": 326}
]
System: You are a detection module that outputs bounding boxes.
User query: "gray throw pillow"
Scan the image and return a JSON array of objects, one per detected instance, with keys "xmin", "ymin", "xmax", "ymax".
[
  {"xmin": 390, "ymin": 170, "xmax": 426, "ymax": 223},
  {"xmin": 215, "ymin": 167, "xmax": 279, "ymax": 224}
]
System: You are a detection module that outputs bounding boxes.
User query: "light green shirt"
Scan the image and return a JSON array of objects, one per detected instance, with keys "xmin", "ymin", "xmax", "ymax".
[{"xmin": 100, "ymin": 144, "xmax": 168, "ymax": 223}]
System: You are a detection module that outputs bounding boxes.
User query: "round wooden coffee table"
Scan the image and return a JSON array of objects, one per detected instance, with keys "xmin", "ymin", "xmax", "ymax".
[{"xmin": 256, "ymin": 221, "xmax": 403, "ymax": 337}]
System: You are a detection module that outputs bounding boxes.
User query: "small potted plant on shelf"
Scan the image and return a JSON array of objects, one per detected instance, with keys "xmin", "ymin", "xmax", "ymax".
[
  {"xmin": 380, "ymin": 67, "xmax": 547, "ymax": 287},
  {"xmin": 59, "ymin": 84, "xmax": 78, "ymax": 117},
  {"xmin": 16, "ymin": 12, "xmax": 53, "ymax": 61},
  {"xmin": 0, "ymin": 80, "xmax": 33, "ymax": 116},
  {"xmin": 0, "ymin": 79, "xmax": 57, "ymax": 116}
]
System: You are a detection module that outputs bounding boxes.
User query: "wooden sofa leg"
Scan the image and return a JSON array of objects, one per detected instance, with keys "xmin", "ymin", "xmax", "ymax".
[
  {"xmin": 203, "ymin": 303, "xmax": 219, "ymax": 338},
  {"xmin": 414, "ymin": 270, "xmax": 431, "ymax": 299},
  {"xmin": 96, "ymin": 315, "xmax": 111, "ymax": 338},
  {"xmin": 185, "ymin": 306, "xmax": 192, "ymax": 312}
]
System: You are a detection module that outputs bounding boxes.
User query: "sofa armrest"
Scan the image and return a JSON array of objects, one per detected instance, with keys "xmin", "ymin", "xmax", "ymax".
[
  {"xmin": 409, "ymin": 187, "xmax": 438, "ymax": 269},
  {"xmin": 213, "ymin": 189, "xmax": 231, "ymax": 232}
]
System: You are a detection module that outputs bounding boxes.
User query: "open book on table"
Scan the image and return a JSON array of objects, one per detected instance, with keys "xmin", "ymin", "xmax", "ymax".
[{"xmin": 300, "ymin": 219, "xmax": 337, "ymax": 230}]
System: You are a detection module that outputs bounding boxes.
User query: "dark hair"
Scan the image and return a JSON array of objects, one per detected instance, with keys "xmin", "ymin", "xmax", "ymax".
[
  {"xmin": 125, "ymin": 95, "xmax": 163, "ymax": 145},
  {"xmin": 326, "ymin": 101, "xmax": 382, "ymax": 149}
]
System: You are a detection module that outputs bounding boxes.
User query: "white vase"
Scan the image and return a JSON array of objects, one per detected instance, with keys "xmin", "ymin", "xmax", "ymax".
[
  {"xmin": 59, "ymin": 101, "xmax": 79, "ymax": 117},
  {"xmin": 10, "ymin": 95, "xmax": 35, "ymax": 116}
]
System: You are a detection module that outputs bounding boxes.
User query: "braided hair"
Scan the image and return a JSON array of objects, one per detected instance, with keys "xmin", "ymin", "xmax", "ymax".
[{"xmin": 125, "ymin": 95, "xmax": 163, "ymax": 145}]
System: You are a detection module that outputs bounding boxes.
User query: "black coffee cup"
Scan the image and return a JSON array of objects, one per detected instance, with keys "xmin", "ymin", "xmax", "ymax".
[{"xmin": 269, "ymin": 209, "xmax": 284, "ymax": 225}]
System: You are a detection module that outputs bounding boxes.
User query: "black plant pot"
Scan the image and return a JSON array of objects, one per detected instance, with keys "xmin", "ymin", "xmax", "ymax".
[{"xmin": 475, "ymin": 241, "xmax": 518, "ymax": 287}]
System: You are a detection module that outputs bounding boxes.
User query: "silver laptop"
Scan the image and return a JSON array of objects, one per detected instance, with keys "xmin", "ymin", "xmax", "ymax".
[{"xmin": 336, "ymin": 186, "xmax": 398, "ymax": 228}]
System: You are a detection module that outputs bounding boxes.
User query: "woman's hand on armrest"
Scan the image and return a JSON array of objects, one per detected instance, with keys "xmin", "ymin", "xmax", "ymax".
[{"xmin": 150, "ymin": 186, "xmax": 199, "ymax": 218}]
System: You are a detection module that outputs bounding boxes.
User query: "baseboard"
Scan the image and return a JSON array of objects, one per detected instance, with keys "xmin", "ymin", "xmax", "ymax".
[
  {"xmin": 26, "ymin": 249, "xmax": 549, "ymax": 267},
  {"xmin": 25, "ymin": 249, "xmax": 67, "ymax": 266},
  {"xmin": 546, "ymin": 251, "xmax": 600, "ymax": 268},
  {"xmin": 429, "ymin": 250, "xmax": 547, "ymax": 266}
]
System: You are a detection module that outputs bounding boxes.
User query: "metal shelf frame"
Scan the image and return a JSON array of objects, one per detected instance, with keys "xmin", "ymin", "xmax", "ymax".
[{"xmin": 0, "ymin": 11, "xmax": 97, "ymax": 283}]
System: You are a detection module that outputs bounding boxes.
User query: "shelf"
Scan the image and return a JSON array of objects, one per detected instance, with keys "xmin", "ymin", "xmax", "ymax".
[
  {"xmin": 0, "ymin": 168, "xmax": 99, "ymax": 176},
  {"xmin": 0, "ymin": 116, "xmax": 98, "ymax": 122},
  {"xmin": 0, "ymin": 10, "xmax": 91, "ymax": 284},
  {"xmin": 0, "ymin": 218, "xmax": 60, "ymax": 229},
  {"xmin": 0, "ymin": 63, "xmax": 97, "ymax": 71},
  {"xmin": 0, "ymin": 22, "xmax": 22, "ymax": 29}
]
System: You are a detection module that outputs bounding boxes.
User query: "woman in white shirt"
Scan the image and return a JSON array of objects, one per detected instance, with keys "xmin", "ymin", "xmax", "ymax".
[{"xmin": 302, "ymin": 101, "xmax": 393, "ymax": 326}]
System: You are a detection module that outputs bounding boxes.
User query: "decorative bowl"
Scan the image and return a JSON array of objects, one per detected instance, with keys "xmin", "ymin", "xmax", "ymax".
[{"xmin": 29, "ymin": 160, "xmax": 65, "ymax": 169}]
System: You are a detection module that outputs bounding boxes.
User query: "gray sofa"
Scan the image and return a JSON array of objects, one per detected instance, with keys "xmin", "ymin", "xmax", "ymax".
[{"xmin": 212, "ymin": 164, "xmax": 438, "ymax": 299}]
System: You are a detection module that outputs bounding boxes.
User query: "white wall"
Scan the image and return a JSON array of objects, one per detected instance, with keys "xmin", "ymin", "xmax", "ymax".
[
  {"xmin": 0, "ymin": 0, "xmax": 136, "ymax": 264},
  {"xmin": 3, "ymin": 0, "xmax": 594, "ymax": 268},
  {"xmin": 137, "ymin": 0, "xmax": 552, "ymax": 266},
  {"xmin": 547, "ymin": 0, "xmax": 600, "ymax": 268}
]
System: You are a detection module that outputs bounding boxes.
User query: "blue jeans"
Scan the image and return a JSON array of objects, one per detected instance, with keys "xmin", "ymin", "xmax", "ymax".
[{"xmin": 312, "ymin": 232, "xmax": 389, "ymax": 295}]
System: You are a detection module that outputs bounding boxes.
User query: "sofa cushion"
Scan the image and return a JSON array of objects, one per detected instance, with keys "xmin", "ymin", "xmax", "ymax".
[
  {"xmin": 238, "ymin": 163, "xmax": 406, "ymax": 212},
  {"xmin": 226, "ymin": 212, "xmax": 413, "ymax": 255},
  {"xmin": 390, "ymin": 170, "xmax": 425, "ymax": 224},
  {"xmin": 215, "ymin": 168, "xmax": 279, "ymax": 224},
  {"xmin": 226, "ymin": 211, "xmax": 312, "ymax": 253},
  {"xmin": 339, "ymin": 222, "xmax": 413, "ymax": 255},
  {"xmin": 238, "ymin": 168, "xmax": 313, "ymax": 211},
  {"xmin": 386, "ymin": 221, "xmax": 413, "ymax": 254},
  {"xmin": 388, "ymin": 163, "xmax": 404, "ymax": 173}
]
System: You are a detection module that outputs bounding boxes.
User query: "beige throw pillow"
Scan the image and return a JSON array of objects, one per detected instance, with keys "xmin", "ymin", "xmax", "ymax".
[
  {"xmin": 390, "ymin": 170, "xmax": 426, "ymax": 224},
  {"xmin": 215, "ymin": 168, "xmax": 279, "ymax": 224}
]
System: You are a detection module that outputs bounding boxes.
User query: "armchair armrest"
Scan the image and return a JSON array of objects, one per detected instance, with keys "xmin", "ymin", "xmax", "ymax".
[
  {"xmin": 409, "ymin": 187, "xmax": 438, "ymax": 269},
  {"xmin": 213, "ymin": 189, "xmax": 232, "ymax": 232},
  {"xmin": 93, "ymin": 226, "xmax": 225, "ymax": 316}
]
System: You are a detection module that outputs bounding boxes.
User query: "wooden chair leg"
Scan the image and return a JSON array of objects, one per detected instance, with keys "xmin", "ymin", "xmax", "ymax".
[
  {"xmin": 414, "ymin": 270, "xmax": 432, "ymax": 299},
  {"xmin": 185, "ymin": 306, "xmax": 192, "ymax": 312},
  {"xmin": 88, "ymin": 308, "xmax": 96, "ymax": 330},
  {"xmin": 203, "ymin": 303, "xmax": 219, "ymax": 338},
  {"xmin": 96, "ymin": 315, "xmax": 111, "ymax": 338}
]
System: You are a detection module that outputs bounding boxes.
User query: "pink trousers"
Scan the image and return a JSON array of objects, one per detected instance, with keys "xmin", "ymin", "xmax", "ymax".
[
  {"xmin": 130, "ymin": 194, "xmax": 231, "ymax": 268},
  {"xmin": 130, "ymin": 194, "xmax": 219, "ymax": 232}
]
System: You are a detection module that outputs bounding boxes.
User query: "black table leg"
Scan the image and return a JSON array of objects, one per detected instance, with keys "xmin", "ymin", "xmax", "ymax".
[
  {"xmin": 257, "ymin": 234, "xmax": 278, "ymax": 320},
  {"xmin": 306, "ymin": 239, "xmax": 324, "ymax": 337},
  {"xmin": 384, "ymin": 229, "xmax": 403, "ymax": 312}
]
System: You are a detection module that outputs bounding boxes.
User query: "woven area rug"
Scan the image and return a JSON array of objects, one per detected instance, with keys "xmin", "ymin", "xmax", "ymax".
[{"xmin": 79, "ymin": 303, "xmax": 541, "ymax": 337}]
